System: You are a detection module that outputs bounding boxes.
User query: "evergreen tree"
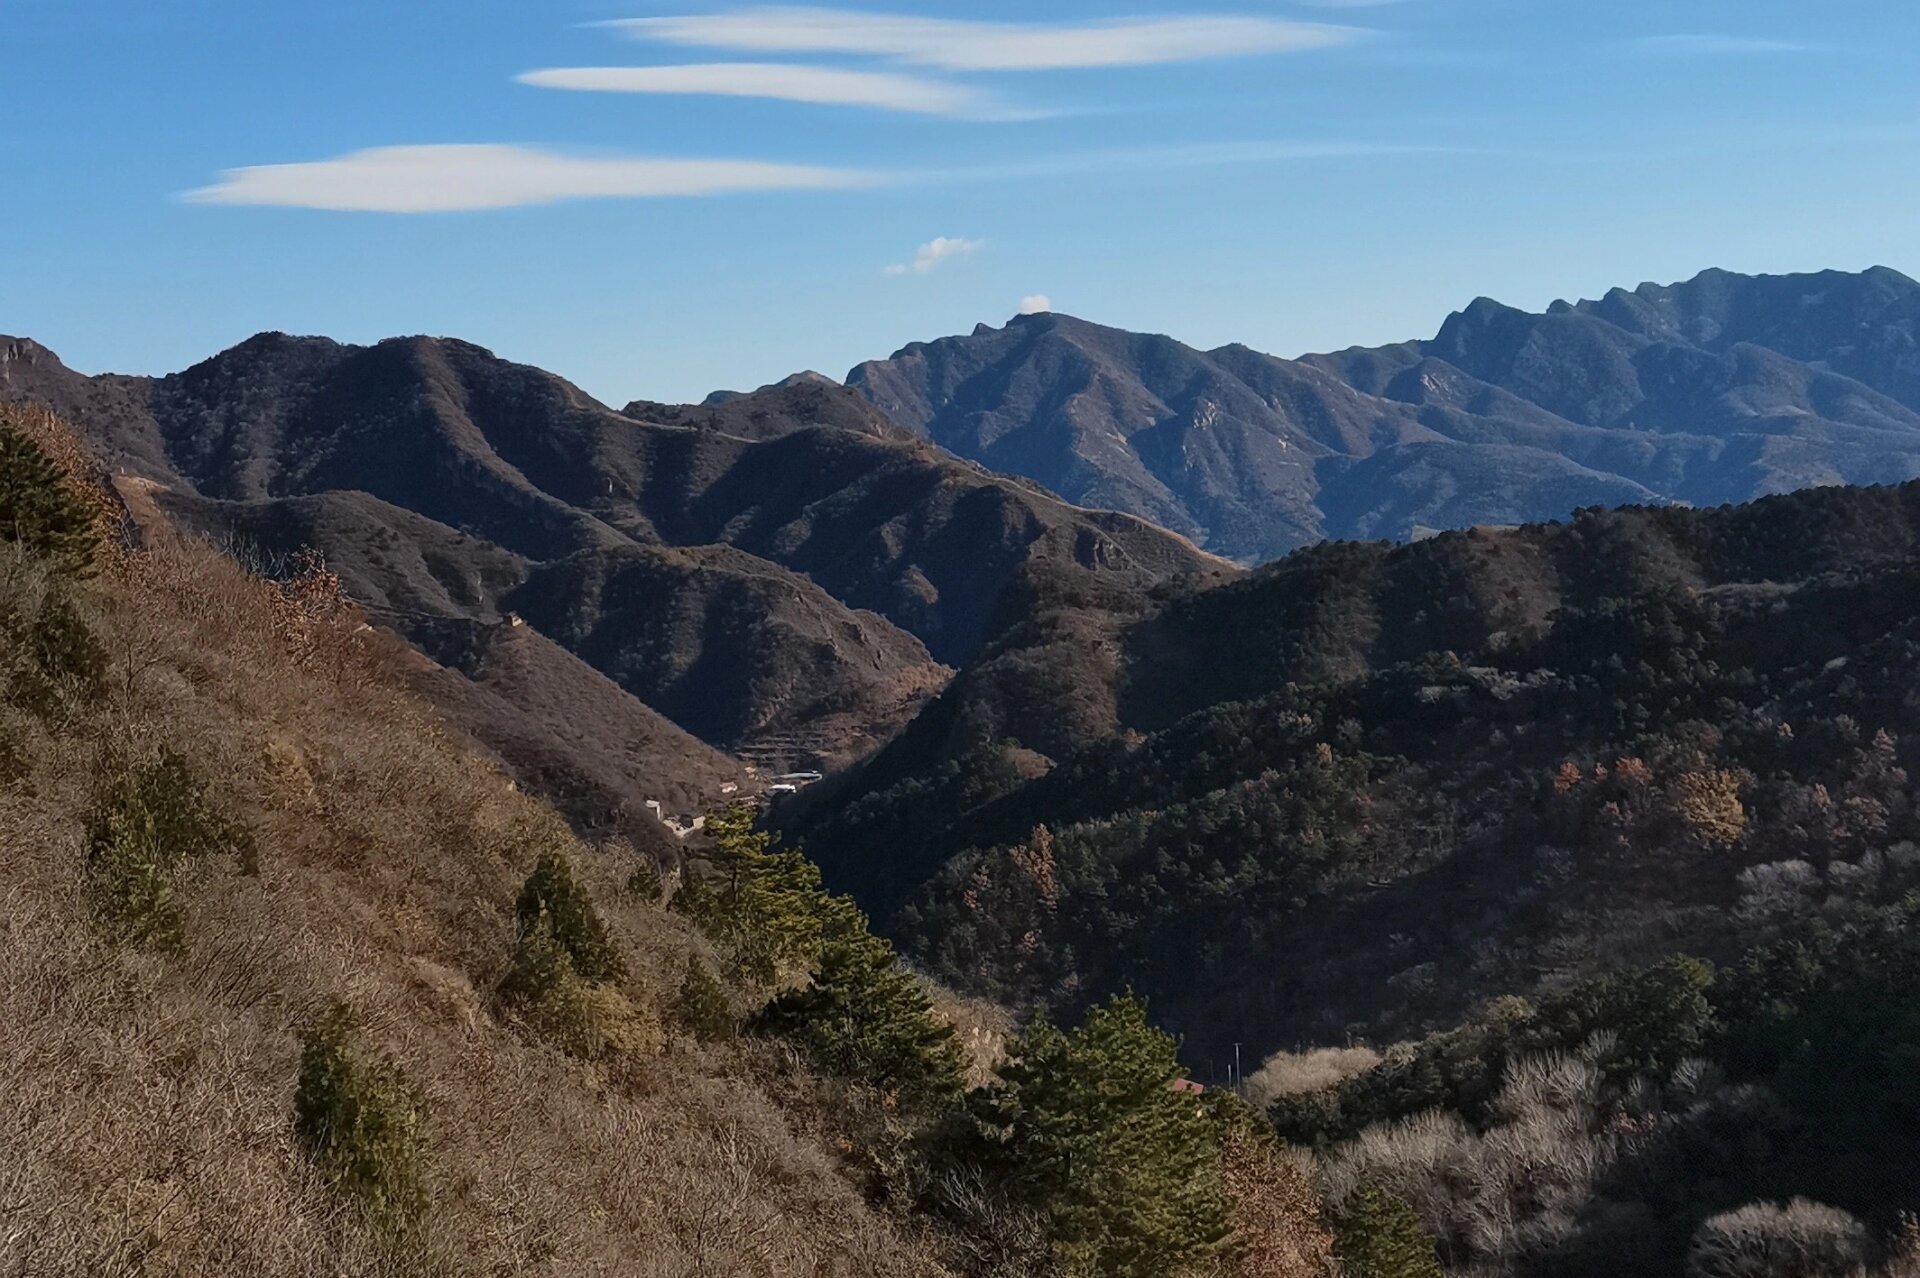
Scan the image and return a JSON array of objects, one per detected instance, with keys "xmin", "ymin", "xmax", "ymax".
[
  {"xmin": 756, "ymin": 894, "xmax": 963, "ymax": 1098},
  {"xmin": 673, "ymin": 955, "xmax": 735, "ymax": 1042},
  {"xmin": 965, "ymin": 994, "xmax": 1229, "ymax": 1277},
  {"xmin": 293, "ymin": 1004, "xmax": 428, "ymax": 1231},
  {"xmin": 1329, "ymin": 1182, "xmax": 1442, "ymax": 1278},
  {"xmin": 499, "ymin": 912, "xmax": 604, "ymax": 1058},
  {"xmin": 676, "ymin": 803, "xmax": 825, "ymax": 983},
  {"xmin": 514, "ymin": 851, "xmax": 624, "ymax": 984},
  {"xmin": 0, "ymin": 416, "xmax": 99, "ymax": 576}
]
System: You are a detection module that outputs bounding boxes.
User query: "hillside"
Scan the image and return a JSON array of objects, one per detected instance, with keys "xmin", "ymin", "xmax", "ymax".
[
  {"xmin": 784, "ymin": 479, "xmax": 1920, "ymax": 1058},
  {"xmin": 15, "ymin": 343, "xmax": 1920, "ymax": 1277},
  {"xmin": 0, "ymin": 399, "xmax": 1420, "ymax": 1278},
  {"xmin": 847, "ymin": 267, "xmax": 1920, "ymax": 561},
  {"xmin": 0, "ymin": 331, "xmax": 1223, "ymax": 796},
  {"xmin": 0, "ymin": 405, "xmax": 955, "ymax": 1275}
]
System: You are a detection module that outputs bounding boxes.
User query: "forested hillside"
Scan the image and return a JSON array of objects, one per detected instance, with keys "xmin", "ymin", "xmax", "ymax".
[
  {"xmin": 780, "ymin": 477, "xmax": 1920, "ymax": 1274},
  {"xmin": 791, "ymin": 480, "xmax": 1920, "ymax": 1048}
]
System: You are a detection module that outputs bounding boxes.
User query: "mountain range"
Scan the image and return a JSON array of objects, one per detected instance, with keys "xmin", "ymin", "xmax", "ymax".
[
  {"xmin": 0, "ymin": 327, "xmax": 1223, "ymax": 845},
  {"xmin": 6, "ymin": 265, "xmax": 1919, "ymax": 851},
  {"xmin": 848, "ymin": 266, "xmax": 1920, "ymax": 561}
]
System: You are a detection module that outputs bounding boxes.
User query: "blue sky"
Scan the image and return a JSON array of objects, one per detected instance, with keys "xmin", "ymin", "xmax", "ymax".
[{"xmin": 6, "ymin": 1, "xmax": 1920, "ymax": 404}]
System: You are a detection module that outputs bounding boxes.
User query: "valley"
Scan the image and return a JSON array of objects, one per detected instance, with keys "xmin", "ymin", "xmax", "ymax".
[{"xmin": 8, "ymin": 266, "xmax": 1920, "ymax": 1277}]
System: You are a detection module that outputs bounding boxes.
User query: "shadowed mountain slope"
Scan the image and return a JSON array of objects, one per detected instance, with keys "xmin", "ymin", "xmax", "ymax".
[
  {"xmin": 782, "ymin": 478, "xmax": 1920, "ymax": 1070},
  {"xmin": 1, "ymin": 331, "xmax": 1221, "ymax": 789},
  {"xmin": 624, "ymin": 370, "xmax": 914, "ymax": 442}
]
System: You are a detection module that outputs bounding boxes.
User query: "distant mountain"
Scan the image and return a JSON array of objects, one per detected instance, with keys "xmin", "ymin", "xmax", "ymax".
[
  {"xmin": 0, "ymin": 330, "xmax": 1222, "ymax": 831},
  {"xmin": 624, "ymin": 371, "xmax": 913, "ymax": 442},
  {"xmin": 847, "ymin": 267, "xmax": 1920, "ymax": 562}
]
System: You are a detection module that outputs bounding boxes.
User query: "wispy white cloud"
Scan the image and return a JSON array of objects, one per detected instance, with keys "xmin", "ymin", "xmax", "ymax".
[
  {"xmin": 1018, "ymin": 294, "xmax": 1052, "ymax": 314},
  {"xmin": 917, "ymin": 138, "xmax": 1456, "ymax": 186},
  {"xmin": 184, "ymin": 144, "xmax": 871, "ymax": 213},
  {"xmin": 886, "ymin": 235, "xmax": 984, "ymax": 275},
  {"xmin": 1630, "ymin": 34, "xmax": 1810, "ymax": 56},
  {"xmin": 518, "ymin": 63, "xmax": 999, "ymax": 117},
  {"xmin": 606, "ymin": 7, "xmax": 1359, "ymax": 71}
]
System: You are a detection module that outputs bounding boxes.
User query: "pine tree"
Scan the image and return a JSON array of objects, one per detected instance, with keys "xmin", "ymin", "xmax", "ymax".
[
  {"xmin": 0, "ymin": 416, "xmax": 99, "ymax": 576},
  {"xmin": 1329, "ymin": 1182, "xmax": 1442, "ymax": 1278},
  {"xmin": 499, "ymin": 912, "xmax": 605, "ymax": 1058},
  {"xmin": 674, "ymin": 955, "xmax": 735, "ymax": 1042},
  {"xmin": 965, "ymin": 994, "xmax": 1230, "ymax": 1277},
  {"xmin": 756, "ymin": 894, "xmax": 963, "ymax": 1098},
  {"xmin": 514, "ymin": 851, "xmax": 624, "ymax": 984},
  {"xmin": 676, "ymin": 803, "xmax": 825, "ymax": 983},
  {"xmin": 294, "ymin": 1004, "xmax": 429, "ymax": 1231}
]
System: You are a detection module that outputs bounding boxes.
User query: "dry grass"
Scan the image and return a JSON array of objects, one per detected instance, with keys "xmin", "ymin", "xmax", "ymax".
[{"xmin": 0, "ymin": 486, "xmax": 950, "ymax": 1275}]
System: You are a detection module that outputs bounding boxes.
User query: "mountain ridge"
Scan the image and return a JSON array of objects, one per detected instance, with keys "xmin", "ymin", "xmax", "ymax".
[
  {"xmin": 844, "ymin": 266, "xmax": 1920, "ymax": 561},
  {"xmin": 1, "ymin": 327, "xmax": 1225, "ymax": 833}
]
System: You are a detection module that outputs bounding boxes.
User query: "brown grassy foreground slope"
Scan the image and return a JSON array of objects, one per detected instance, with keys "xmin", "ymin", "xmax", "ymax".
[{"xmin": 0, "ymin": 405, "xmax": 948, "ymax": 1275}]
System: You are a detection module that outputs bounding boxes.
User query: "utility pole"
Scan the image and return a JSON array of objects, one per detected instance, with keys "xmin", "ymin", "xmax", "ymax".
[{"xmin": 1233, "ymin": 1042, "xmax": 1243, "ymax": 1095}]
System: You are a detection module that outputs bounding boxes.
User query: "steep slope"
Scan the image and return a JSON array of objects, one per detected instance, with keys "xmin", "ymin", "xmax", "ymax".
[
  {"xmin": 506, "ymin": 541, "xmax": 948, "ymax": 756},
  {"xmin": 784, "ymin": 479, "xmax": 1920, "ymax": 1072},
  {"xmin": 2, "ymin": 332, "xmax": 1222, "ymax": 775},
  {"xmin": 848, "ymin": 268, "xmax": 1920, "ymax": 561},
  {"xmin": 0, "ymin": 410, "xmax": 953, "ymax": 1275}
]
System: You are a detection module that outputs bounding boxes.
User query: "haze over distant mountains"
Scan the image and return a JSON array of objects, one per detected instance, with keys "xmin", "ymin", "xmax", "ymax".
[{"xmin": 847, "ymin": 267, "xmax": 1920, "ymax": 562}]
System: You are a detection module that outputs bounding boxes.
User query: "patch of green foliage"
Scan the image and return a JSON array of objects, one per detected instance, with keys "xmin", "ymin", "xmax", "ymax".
[
  {"xmin": 672, "ymin": 804, "xmax": 825, "ymax": 985},
  {"xmin": 294, "ymin": 1004, "xmax": 429, "ymax": 1233},
  {"xmin": 513, "ymin": 851, "xmax": 624, "ymax": 984},
  {"xmin": 1330, "ymin": 1182, "xmax": 1443, "ymax": 1278},
  {"xmin": 1710, "ymin": 909, "xmax": 1920, "ymax": 1209},
  {"xmin": 0, "ymin": 417, "xmax": 100, "ymax": 577},
  {"xmin": 680, "ymin": 805, "xmax": 962, "ymax": 1095},
  {"xmin": 501, "ymin": 853, "xmax": 624, "ymax": 1057},
  {"xmin": 956, "ymin": 995, "xmax": 1229, "ymax": 1277},
  {"xmin": 672, "ymin": 955, "xmax": 734, "ymax": 1043},
  {"xmin": 500, "ymin": 913, "xmax": 606, "ymax": 1058},
  {"xmin": 5, "ymin": 587, "xmax": 108, "ymax": 719},
  {"xmin": 85, "ymin": 750, "xmax": 255, "ymax": 950},
  {"xmin": 756, "ymin": 894, "xmax": 963, "ymax": 1100}
]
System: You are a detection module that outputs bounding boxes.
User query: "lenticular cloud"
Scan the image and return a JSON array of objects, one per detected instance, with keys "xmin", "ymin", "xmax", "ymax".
[{"xmin": 184, "ymin": 144, "xmax": 870, "ymax": 213}]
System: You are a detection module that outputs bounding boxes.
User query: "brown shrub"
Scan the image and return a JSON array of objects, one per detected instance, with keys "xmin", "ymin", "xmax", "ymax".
[
  {"xmin": 1687, "ymin": 1199, "xmax": 1871, "ymax": 1278},
  {"xmin": 1245, "ymin": 1045, "xmax": 1383, "ymax": 1111},
  {"xmin": 1199, "ymin": 1124, "xmax": 1337, "ymax": 1278}
]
